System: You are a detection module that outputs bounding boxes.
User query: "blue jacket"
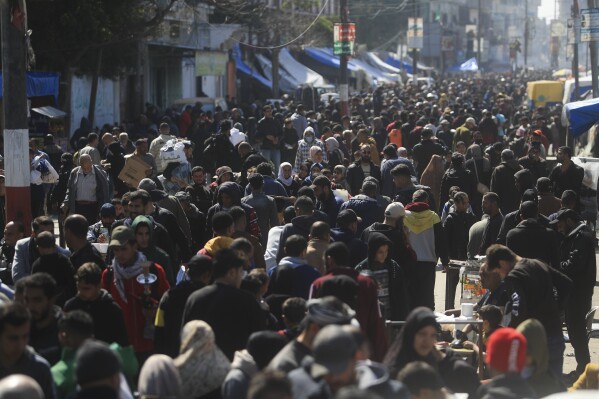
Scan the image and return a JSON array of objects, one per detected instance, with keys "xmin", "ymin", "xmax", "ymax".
[
  {"xmin": 339, "ymin": 195, "xmax": 384, "ymax": 235},
  {"xmin": 330, "ymin": 228, "xmax": 367, "ymax": 268},
  {"xmin": 380, "ymin": 157, "xmax": 416, "ymax": 197},
  {"xmin": 316, "ymin": 191, "xmax": 345, "ymax": 227}
]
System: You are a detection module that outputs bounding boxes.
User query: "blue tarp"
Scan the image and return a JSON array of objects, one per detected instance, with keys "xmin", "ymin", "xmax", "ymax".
[
  {"xmin": 304, "ymin": 47, "xmax": 359, "ymax": 72},
  {"xmin": 384, "ymin": 56, "xmax": 414, "ymax": 74},
  {"xmin": 447, "ymin": 58, "xmax": 479, "ymax": 72},
  {"xmin": 232, "ymin": 45, "xmax": 272, "ymax": 89},
  {"xmin": 564, "ymin": 97, "xmax": 599, "ymax": 138},
  {"xmin": 0, "ymin": 72, "xmax": 60, "ymax": 102}
]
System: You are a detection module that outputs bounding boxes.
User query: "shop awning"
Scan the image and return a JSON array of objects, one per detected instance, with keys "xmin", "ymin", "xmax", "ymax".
[
  {"xmin": 304, "ymin": 47, "xmax": 359, "ymax": 72},
  {"xmin": 279, "ymin": 48, "xmax": 326, "ymax": 87},
  {"xmin": 32, "ymin": 105, "xmax": 67, "ymax": 118},
  {"xmin": 233, "ymin": 45, "xmax": 272, "ymax": 89},
  {"xmin": 563, "ymin": 97, "xmax": 599, "ymax": 138},
  {"xmin": 0, "ymin": 72, "xmax": 60, "ymax": 102}
]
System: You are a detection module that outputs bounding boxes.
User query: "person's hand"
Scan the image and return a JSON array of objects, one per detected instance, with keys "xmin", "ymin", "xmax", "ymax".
[{"xmin": 97, "ymin": 234, "xmax": 107, "ymax": 244}]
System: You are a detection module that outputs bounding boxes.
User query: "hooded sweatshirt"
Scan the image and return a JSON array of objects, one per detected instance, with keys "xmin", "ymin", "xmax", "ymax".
[
  {"xmin": 355, "ymin": 233, "xmax": 409, "ymax": 321},
  {"xmin": 404, "ymin": 202, "xmax": 448, "ymax": 264},
  {"xmin": 206, "ymin": 181, "xmax": 261, "ymax": 241},
  {"xmin": 270, "ymin": 256, "xmax": 320, "ymax": 299},
  {"xmin": 132, "ymin": 216, "xmax": 174, "ymax": 285},
  {"xmin": 222, "ymin": 349, "xmax": 258, "ymax": 399},
  {"xmin": 199, "ymin": 236, "xmax": 234, "ymax": 258}
]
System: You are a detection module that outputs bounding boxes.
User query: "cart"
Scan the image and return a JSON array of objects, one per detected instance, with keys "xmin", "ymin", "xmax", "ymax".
[{"xmin": 447, "ymin": 258, "xmax": 486, "ymax": 308}]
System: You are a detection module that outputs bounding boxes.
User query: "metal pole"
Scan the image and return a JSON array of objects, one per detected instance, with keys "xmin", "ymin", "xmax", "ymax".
[
  {"xmin": 412, "ymin": 0, "xmax": 418, "ymax": 84},
  {"xmin": 1, "ymin": 0, "xmax": 32, "ymax": 232},
  {"xmin": 524, "ymin": 0, "xmax": 529, "ymax": 67},
  {"xmin": 339, "ymin": 0, "xmax": 349, "ymax": 117},
  {"xmin": 573, "ymin": 1, "xmax": 580, "ymax": 101},
  {"xmin": 477, "ymin": 0, "xmax": 482, "ymax": 63},
  {"xmin": 589, "ymin": 0, "xmax": 599, "ymax": 97}
]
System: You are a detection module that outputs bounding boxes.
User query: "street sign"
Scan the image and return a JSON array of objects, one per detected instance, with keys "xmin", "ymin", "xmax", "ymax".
[
  {"xmin": 568, "ymin": 18, "xmax": 580, "ymax": 44},
  {"xmin": 580, "ymin": 8, "xmax": 599, "ymax": 42},
  {"xmin": 333, "ymin": 23, "xmax": 355, "ymax": 56},
  {"xmin": 551, "ymin": 20, "xmax": 566, "ymax": 37},
  {"xmin": 407, "ymin": 17, "xmax": 423, "ymax": 49},
  {"xmin": 333, "ymin": 41, "xmax": 354, "ymax": 55},
  {"xmin": 334, "ymin": 23, "xmax": 356, "ymax": 42}
]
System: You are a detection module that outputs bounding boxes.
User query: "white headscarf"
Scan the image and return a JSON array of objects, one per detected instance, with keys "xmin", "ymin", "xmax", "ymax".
[{"xmin": 278, "ymin": 162, "xmax": 294, "ymax": 186}]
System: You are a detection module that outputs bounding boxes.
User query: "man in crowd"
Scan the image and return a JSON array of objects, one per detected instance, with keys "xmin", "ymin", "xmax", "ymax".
[
  {"xmin": 555, "ymin": 208, "xmax": 597, "ymax": 375},
  {"xmin": 149, "ymin": 122, "xmax": 176, "ymax": 175},
  {"xmin": 62, "ymin": 154, "xmax": 110, "ymax": 224},
  {"xmin": 0, "ymin": 221, "xmax": 25, "ymax": 285},
  {"xmin": 65, "ymin": 214, "xmax": 105, "ymax": 271},
  {"xmin": 256, "ymin": 105, "xmax": 283, "ymax": 171},
  {"xmin": 182, "ymin": 248, "xmax": 266, "ymax": 360},
  {"xmin": 78, "ymin": 133, "xmax": 101, "ymax": 166},
  {"xmin": 346, "ymin": 144, "xmax": 381, "ymax": 196},
  {"xmin": 485, "ymin": 244, "xmax": 572, "ymax": 377},
  {"xmin": 12, "ymin": 217, "xmax": 70, "ymax": 283},
  {"xmin": 550, "ymin": 146, "xmax": 585, "ymax": 197},
  {"xmin": 0, "ymin": 302, "xmax": 55, "ymax": 399}
]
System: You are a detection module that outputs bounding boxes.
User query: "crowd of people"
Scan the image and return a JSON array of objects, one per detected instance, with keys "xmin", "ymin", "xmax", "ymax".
[{"xmin": 0, "ymin": 71, "xmax": 598, "ymax": 399}]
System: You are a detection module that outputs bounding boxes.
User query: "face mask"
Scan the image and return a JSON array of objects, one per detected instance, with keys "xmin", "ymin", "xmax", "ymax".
[{"xmin": 305, "ymin": 136, "xmax": 314, "ymax": 143}]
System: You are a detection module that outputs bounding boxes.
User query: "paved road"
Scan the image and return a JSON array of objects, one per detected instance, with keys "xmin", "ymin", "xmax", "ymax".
[{"xmin": 434, "ymin": 254, "xmax": 599, "ymax": 376}]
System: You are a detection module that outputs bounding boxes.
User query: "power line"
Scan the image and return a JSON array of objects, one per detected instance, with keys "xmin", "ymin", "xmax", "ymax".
[{"xmin": 203, "ymin": 0, "xmax": 331, "ymax": 50}]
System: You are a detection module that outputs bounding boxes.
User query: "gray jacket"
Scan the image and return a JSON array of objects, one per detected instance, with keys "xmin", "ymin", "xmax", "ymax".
[
  {"xmin": 63, "ymin": 165, "xmax": 110, "ymax": 213},
  {"xmin": 12, "ymin": 237, "xmax": 71, "ymax": 283}
]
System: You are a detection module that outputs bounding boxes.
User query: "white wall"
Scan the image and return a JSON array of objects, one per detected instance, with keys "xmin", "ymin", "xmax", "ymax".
[
  {"xmin": 181, "ymin": 57, "xmax": 196, "ymax": 98},
  {"xmin": 70, "ymin": 75, "xmax": 120, "ymax": 135}
]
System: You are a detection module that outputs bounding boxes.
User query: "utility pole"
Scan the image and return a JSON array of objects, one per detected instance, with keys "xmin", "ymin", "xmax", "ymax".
[
  {"xmin": 589, "ymin": 0, "xmax": 599, "ymax": 97},
  {"xmin": 524, "ymin": 0, "xmax": 529, "ymax": 67},
  {"xmin": 477, "ymin": 0, "xmax": 482, "ymax": 63},
  {"xmin": 412, "ymin": 0, "xmax": 418, "ymax": 84},
  {"xmin": 1, "ymin": 0, "xmax": 32, "ymax": 231},
  {"xmin": 339, "ymin": 0, "xmax": 349, "ymax": 117},
  {"xmin": 573, "ymin": 0, "xmax": 580, "ymax": 101}
]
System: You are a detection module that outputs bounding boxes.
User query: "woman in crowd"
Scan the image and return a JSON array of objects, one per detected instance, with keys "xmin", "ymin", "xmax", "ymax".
[{"xmin": 384, "ymin": 307, "xmax": 480, "ymax": 396}]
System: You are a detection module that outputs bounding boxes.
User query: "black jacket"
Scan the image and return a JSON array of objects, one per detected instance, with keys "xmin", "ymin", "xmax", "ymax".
[
  {"xmin": 412, "ymin": 139, "xmax": 446, "ymax": 178},
  {"xmin": 277, "ymin": 214, "xmax": 320, "ymax": 262},
  {"xmin": 479, "ymin": 212, "xmax": 504, "ymax": 255},
  {"xmin": 70, "ymin": 242, "xmax": 105, "ymax": 271},
  {"xmin": 444, "ymin": 211, "xmax": 479, "ymax": 260},
  {"xmin": 339, "ymin": 195, "xmax": 384, "ymax": 235},
  {"xmin": 505, "ymin": 258, "xmax": 572, "ymax": 337},
  {"xmin": 154, "ymin": 280, "xmax": 205, "ymax": 357},
  {"xmin": 506, "ymin": 218, "xmax": 560, "ymax": 268},
  {"xmin": 549, "ymin": 162, "xmax": 584, "ymax": 197},
  {"xmin": 330, "ymin": 228, "xmax": 367, "ymax": 268},
  {"xmin": 438, "ymin": 348, "xmax": 481, "ymax": 396},
  {"xmin": 472, "ymin": 373, "xmax": 537, "ymax": 399},
  {"xmin": 440, "ymin": 167, "xmax": 477, "ymax": 213},
  {"xmin": 150, "ymin": 204, "xmax": 191, "ymax": 262},
  {"xmin": 346, "ymin": 161, "xmax": 382, "ymax": 196},
  {"xmin": 182, "ymin": 282, "xmax": 266, "ymax": 360},
  {"xmin": 490, "ymin": 161, "xmax": 523, "ymax": 214},
  {"xmin": 31, "ymin": 253, "xmax": 76, "ymax": 307},
  {"xmin": 559, "ymin": 222, "xmax": 597, "ymax": 300},
  {"xmin": 64, "ymin": 289, "xmax": 129, "ymax": 346},
  {"xmin": 185, "ymin": 183, "xmax": 213, "ymax": 215},
  {"xmin": 361, "ymin": 222, "xmax": 415, "ymax": 269}
]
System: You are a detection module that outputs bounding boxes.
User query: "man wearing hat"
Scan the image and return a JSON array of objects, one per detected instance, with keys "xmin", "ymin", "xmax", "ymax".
[
  {"xmin": 474, "ymin": 328, "xmax": 536, "ymax": 399},
  {"xmin": 555, "ymin": 208, "xmax": 597, "ymax": 374},
  {"xmin": 100, "ymin": 226, "xmax": 170, "ymax": 359},
  {"xmin": 149, "ymin": 123, "xmax": 176, "ymax": 175},
  {"xmin": 311, "ymin": 175, "xmax": 344, "ymax": 227},
  {"xmin": 287, "ymin": 324, "xmax": 358, "ymax": 399},
  {"xmin": 269, "ymin": 296, "xmax": 355, "ymax": 373},
  {"xmin": 485, "ymin": 244, "xmax": 571, "ymax": 377}
]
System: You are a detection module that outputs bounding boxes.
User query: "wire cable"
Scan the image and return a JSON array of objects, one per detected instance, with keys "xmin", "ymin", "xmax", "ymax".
[{"xmin": 198, "ymin": 0, "xmax": 330, "ymax": 50}]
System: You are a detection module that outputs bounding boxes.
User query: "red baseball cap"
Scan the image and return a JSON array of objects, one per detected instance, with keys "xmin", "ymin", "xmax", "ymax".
[{"xmin": 486, "ymin": 328, "xmax": 527, "ymax": 373}]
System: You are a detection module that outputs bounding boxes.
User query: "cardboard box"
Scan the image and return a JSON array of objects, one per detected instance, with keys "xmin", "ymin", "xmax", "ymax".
[{"xmin": 118, "ymin": 156, "xmax": 151, "ymax": 188}]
